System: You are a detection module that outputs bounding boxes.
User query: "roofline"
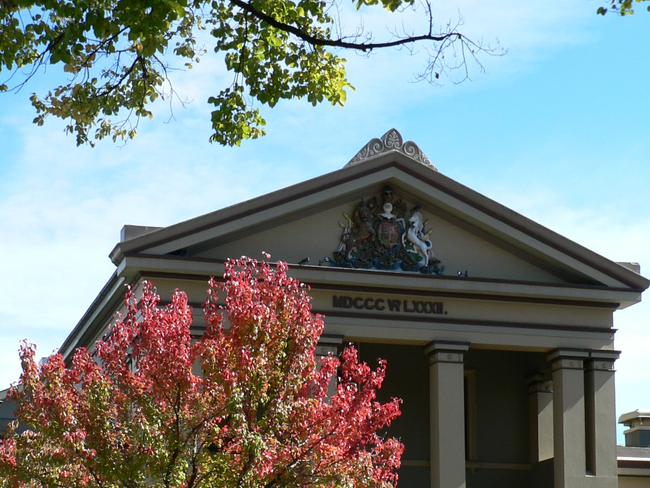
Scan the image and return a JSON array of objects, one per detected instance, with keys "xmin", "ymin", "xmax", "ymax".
[
  {"xmin": 620, "ymin": 410, "xmax": 650, "ymax": 425},
  {"xmin": 58, "ymin": 271, "xmax": 123, "ymax": 360},
  {"xmin": 109, "ymin": 153, "xmax": 649, "ymax": 291},
  {"xmin": 110, "ymin": 155, "xmax": 410, "ymax": 262}
]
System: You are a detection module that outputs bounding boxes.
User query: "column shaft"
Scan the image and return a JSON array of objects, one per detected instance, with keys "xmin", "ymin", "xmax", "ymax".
[
  {"xmin": 549, "ymin": 350, "xmax": 589, "ymax": 488},
  {"xmin": 426, "ymin": 342, "xmax": 469, "ymax": 488}
]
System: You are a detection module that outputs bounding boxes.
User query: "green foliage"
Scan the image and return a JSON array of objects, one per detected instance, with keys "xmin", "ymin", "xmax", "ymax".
[
  {"xmin": 598, "ymin": 0, "xmax": 650, "ymax": 15},
  {"xmin": 0, "ymin": 0, "xmax": 408, "ymax": 146}
]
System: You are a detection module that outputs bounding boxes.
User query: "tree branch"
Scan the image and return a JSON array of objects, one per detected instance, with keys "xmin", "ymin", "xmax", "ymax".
[{"xmin": 229, "ymin": 0, "xmax": 466, "ymax": 52}]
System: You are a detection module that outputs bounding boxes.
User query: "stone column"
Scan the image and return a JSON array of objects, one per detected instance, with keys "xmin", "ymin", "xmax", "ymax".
[
  {"xmin": 425, "ymin": 341, "xmax": 469, "ymax": 488},
  {"xmin": 528, "ymin": 375, "xmax": 554, "ymax": 463},
  {"xmin": 547, "ymin": 349, "xmax": 589, "ymax": 488},
  {"xmin": 585, "ymin": 351, "xmax": 619, "ymax": 487}
]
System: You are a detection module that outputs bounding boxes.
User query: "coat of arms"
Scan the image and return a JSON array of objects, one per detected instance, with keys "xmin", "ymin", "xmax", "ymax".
[{"xmin": 326, "ymin": 186, "xmax": 443, "ymax": 274}]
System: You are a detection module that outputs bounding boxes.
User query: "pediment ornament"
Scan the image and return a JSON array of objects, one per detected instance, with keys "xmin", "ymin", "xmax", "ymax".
[
  {"xmin": 346, "ymin": 128, "xmax": 436, "ymax": 169},
  {"xmin": 322, "ymin": 186, "xmax": 444, "ymax": 275}
]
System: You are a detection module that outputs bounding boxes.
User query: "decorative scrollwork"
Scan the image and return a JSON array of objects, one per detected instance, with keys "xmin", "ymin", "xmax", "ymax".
[{"xmin": 347, "ymin": 129, "xmax": 436, "ymax": 169}]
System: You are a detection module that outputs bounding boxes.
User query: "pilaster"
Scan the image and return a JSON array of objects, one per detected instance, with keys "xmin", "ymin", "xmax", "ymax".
[
  {"xmin": 585, "ymin": 351, "xmax": 619, "ymax": 487},
  {"xmin": 528, "ymin": 374, "xmax": 554, "ymax": 463}
]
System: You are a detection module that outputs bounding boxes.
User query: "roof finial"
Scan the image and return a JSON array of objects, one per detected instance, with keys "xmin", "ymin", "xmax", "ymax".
[{"xmin": 346, "ymin": 129, "xmax": 436, "ymax": 169}]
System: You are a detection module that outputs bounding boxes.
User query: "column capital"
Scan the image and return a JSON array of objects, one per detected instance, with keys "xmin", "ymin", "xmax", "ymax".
[
  {"xmin": 547, "ymin": 349, "xmax": 589, "ymax": 371},
  {"xmin": 318, "ymin": 334, "xmax": 344, "ymax": 345},
  {"xmin": 527, "ymin": 374, "xmax": 553, "ymax": 394},
  {"xmin": 316, "ymin": 335, "xmax": 344, "ymax": 356},
  {"xmin": 425, "ymin": 341, "xmax": 469, "ymax": 365},
  {"xmin": 587, "ymin": 350, "xmax": 620, "ymax": 372}
]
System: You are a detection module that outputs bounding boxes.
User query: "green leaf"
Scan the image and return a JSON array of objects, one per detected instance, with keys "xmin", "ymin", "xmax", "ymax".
[{"xmin": 0, "ymin": 0, "xmax": 452, "ymax": 147}]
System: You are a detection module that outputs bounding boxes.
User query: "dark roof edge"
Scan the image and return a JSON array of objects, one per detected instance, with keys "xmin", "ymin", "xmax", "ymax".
[
  {"xmin": 110, "ymin": 156, "xmax": 414, "ymax": 263},
  {"xmin": 423, "ymin": 165, "xmax": 650, "ymax": 291},
  {"xmin": 58, "ymin": 271, "xmax": 121, "ymax": 360}
]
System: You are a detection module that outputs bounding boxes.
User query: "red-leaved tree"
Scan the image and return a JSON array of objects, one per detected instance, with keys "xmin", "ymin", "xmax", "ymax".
[{"xmin": 0, "ymin": 257, "xmax": 403, "ymax": 487}]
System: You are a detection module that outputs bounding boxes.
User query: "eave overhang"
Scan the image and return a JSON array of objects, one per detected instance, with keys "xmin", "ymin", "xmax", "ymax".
[{"xmin": 115, "ymin": 253, "xmax": 641, "ymax": 309}]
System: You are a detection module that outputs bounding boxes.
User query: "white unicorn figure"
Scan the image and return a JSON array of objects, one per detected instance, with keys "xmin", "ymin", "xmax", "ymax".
[{"xmin": 404, "ymin": 210, "xmax": 438, "ymax": 267}]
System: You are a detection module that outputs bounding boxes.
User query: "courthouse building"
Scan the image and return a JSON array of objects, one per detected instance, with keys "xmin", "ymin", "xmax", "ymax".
[{"xmin": 3, "ymin": 129, "xmax": 650, "ymax": 487}]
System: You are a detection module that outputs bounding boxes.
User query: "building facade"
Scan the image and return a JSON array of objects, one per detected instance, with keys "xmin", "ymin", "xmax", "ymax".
[{"xmin": 9, "ymin": 130, "xmax": 650, "ymax": 487}]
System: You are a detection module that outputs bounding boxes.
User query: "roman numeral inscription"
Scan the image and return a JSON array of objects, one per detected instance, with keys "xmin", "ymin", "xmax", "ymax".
[{"xmin": 332, "ymin": 296, "xmax": 445, "ymax": 315}]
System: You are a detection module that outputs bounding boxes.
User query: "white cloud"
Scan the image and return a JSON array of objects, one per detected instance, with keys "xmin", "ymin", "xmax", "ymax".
[{"xmin": 0, "ymin": 117, "xmax": 295, "ymax": 389}]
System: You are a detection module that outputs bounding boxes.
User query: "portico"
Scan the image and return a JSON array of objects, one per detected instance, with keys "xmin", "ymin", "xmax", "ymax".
[
  {"xmin": 323, "ymin": 299, "xmax": 621, "ymax": 488},
  {"xmin": 355, "ymin": 342, "xmax": 619, "ymax": 488},
  {"xmin": 51, "ymin": 129, "xmax": 647, "ymax": 487}
]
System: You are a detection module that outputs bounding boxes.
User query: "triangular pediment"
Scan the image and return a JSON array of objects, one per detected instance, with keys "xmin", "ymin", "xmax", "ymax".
[
  {"xmin": 184, "ymin": 186, "xmax": 573, "ymax": 285},
  {"xmin": 111, "ymin": 133, "xmax": 648, "ymax": 295}
]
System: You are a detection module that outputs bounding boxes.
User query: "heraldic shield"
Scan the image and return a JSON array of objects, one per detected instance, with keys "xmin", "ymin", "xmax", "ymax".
[{"xmin": 378, "ymin": 218, "xmax": 402, "ymax": 249}]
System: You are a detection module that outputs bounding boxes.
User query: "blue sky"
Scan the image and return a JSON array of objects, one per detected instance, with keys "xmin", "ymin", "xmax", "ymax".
[{"xmin": 1, "ymin": 1, "xmax": 649, "ymax": 442}]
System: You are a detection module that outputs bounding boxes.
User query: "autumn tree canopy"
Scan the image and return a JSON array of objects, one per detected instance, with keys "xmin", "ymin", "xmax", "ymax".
[
  {"xmin": 0, "ymin": 0, "xmax": 488, "ymax": 146},
  {"xmin": 0, "ymin": 257, "xmax": 403, "ymax": 487}
]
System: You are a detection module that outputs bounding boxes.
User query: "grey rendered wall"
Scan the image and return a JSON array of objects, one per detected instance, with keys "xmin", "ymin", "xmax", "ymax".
[
  {"xmin": 0, "ymin": 397, "xmax": 16, "ymax": 436},
  {"xmin": 619, "ymin": 477, "xmax": 650, "ymax": 487},
  {"xmin": 356, "ymin": 344, "xmax": 549, "ymax": 487},
  {"xmin": 357, "ymin": 343, "xmax": 430, "ymax": 486},
  {"xmin": 464, "ymin": 349, "xmax": 547, "ymax": 488},
  {"xmin": 466, "ymin": 349, "xmax": 545, "ymax": 464}
]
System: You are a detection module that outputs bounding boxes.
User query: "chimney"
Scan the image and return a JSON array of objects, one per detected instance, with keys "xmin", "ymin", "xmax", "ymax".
[
  {"xmin": 120, "ymin": 225, "xmax": 162, "ymax": 242},
  {"xmin": 619, "ymin": 410, "xmax": 650, "ymax": 447}
]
